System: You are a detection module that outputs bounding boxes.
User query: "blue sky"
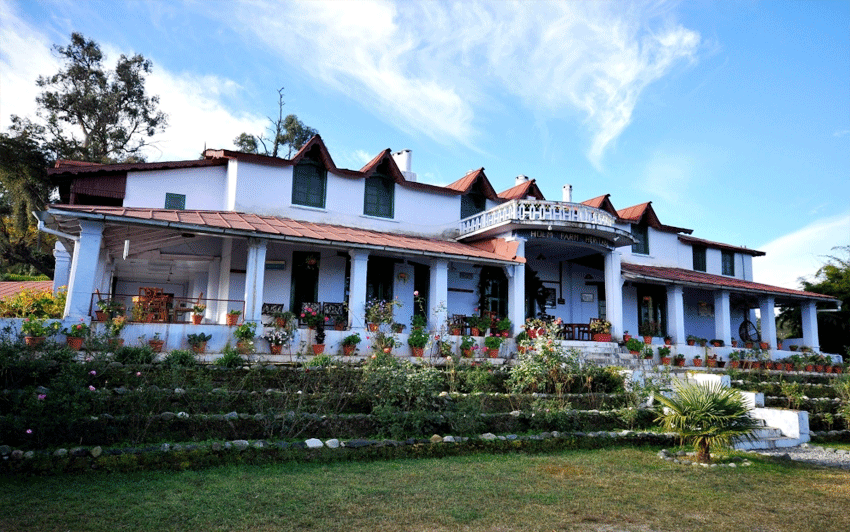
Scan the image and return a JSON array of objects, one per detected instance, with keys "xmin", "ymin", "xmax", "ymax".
[{"xmin": 1, "ymin": 0, "xmax": 848, "ymax": 290}]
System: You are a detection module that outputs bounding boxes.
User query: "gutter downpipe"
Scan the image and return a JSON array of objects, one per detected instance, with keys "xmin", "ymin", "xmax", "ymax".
[{"xmin": 33, "ymin": 211, "xmax": 79, "ymax": 241}]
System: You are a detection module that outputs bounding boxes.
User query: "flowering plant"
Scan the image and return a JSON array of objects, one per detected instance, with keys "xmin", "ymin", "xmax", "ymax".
[
  {"xmin": 484, "ymin": 335, "xmax": 504, "ymax": 349},
  {"xmin": 107, "ymin": 316, "xmax": 126, "ymax": 337},
  {"xmin": 364, "ymin": 298, "xmax": 402, "ymax": 325},
  {"xmin": 96, "ymin": 298, "xmax": 124, "ymax": 314},
  {"xmin": 407, "ymin": 327, "xmax": 429, "ymax": 348},
  {"xmin": 341, "ymin": 333, "xmax": 361, "ymax": 346},
  {"xmin": 21, "ymin": 316, "xmax": 60, "ymax": 337},
  {"xmin": 63, "ymin": 320, "xmax": 90, "ymax": 338},
  {"xmin": 192, "ymin": 304, "xmax": 206, "ymax": 315},
  {"xmin": 459, "ymin": 335, "xmax": 475, "ymax": 350},
  {"xmin": 300, "ymin": 306, "xmax": 328, "ymax": 328},
  {"xmin": 233, "ymin": 322, "xmax": 257, "ymax": 341},
  {"xmin": 467, "ymin": 314, "xmax": 491, "ymax": 332},
  {"xmin": 264, "ymin": 329, "xmax": 292, "ymax": 346},
  {"xmin": 589, "ymin": 319, "xmax": 611, "ymax": 334},
  {"xmin": 494, "ymin": 317, "xmax": 512, "ymax": 333}
]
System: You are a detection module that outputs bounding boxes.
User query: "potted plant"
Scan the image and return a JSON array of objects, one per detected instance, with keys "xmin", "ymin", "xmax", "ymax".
[
  {"xmin": 340, "ymin": 332, "xmax": 361, "ymax": 356},
  {"xmin": 494, "ymin": 317, "xmax": 512, "ymax": 335},
  {"xmin": 467, "ymin": 315, "xmax": 490, "ymax": 336},
  {"xmin": 364, "ymin": 298, "xmax": 401, "ymax": 330},
  {"xmin": 226, "ymin": 309, "xmax": 241, "ymax": 326},
  {"xmin": 407, "ymin": 327, "xmax": 429, "ymax": 357},
  {"xmin": 626, "ymin": 337, "xmax": 645, "ymax": 355},
  {"xmin": 301, "ymin": 306, "xmax": 327, "ymax": 329},
  {"xmin": 731, "ymin": 339, "xmax": 739, "ymax": 348},
  {"xmin": 674, "ymin": 353, "xmax": 686, "ymax": 367},
  {"xmin": 96, "ymin": 298, "xmax": 123, "ymax": 321},
  {"xmin": 233, "ymin": 322, "xmax": 256, "ymax": 353},
  {"xmin": 590, "ymin": 319, "xmax": 612, "ymax": 342},
  {"xmin": 658, "ymin": 346, "xmax": 672, "ymax": 365},
  {"xmin": 63, "ymin": 320, "xmax": 90, "ymax": 350},
  {"xmin": 622, "ymin": 330, "xmax": 631, "ymax": 342},
  {"xmin": 264, "ymin": 329, "xmax": 290, "ymax": 355},
  {"xmin": 686, "ymin": 334, "xmax": 698, "ymax": 346},
  {"xmin": 693, "ymin": 354, "xmax": 702, "ymax": 367},
  {"xmin": 642, "ymin": 346, "xmax": 654, "ymax": 360},
  {"xmin": 392, "ymin": 322, "xmax": 406, "ymax": 334},
  {"xmin": 312, "ymin": 321, "xmax": 326, "ymax": 355},
  {"xmin": 663, "ymin": 334, "xmax": 673, "ymax": 346},
  {"xmin": 192, "ymin": 304, "xmax": 206, "ymax": 325},
  {"xmin": 106, "ymin": 316, "xmax": 126, "ymax": 348},
  {"xmin": 187, "ymin": 332, "xmax": 212, "ymax": 353},
  {"xmin": 459, "ymin": 335, "xmax": 475, "ymax": 358},
  {"xmin": 484, "ymin": 335, "xmax": 503, "ymax": 358},
  {"xmin": 515, "ymin": 330, "xmax": 529, "ymax": 353},
  {"xmin": 699, "ymin": 338, "xmax": 708, "ymax": 347},
  {"xmin": 639, "ymin": 321, "xmax": 657, "ymax": 344},
  {"xmin": 21, "ymin": 316, "xmax": 60, "ymax": 346},
  {"xmin": 148, "ymin": 332, "xmax": 164, "ymax": 353},
  {"xmin": 272, "ymin": 310, "xmax": 294, "ymax": 329},
  {"xmin": 710, "ymin": 339, "xmax": 724, "ymax": 347},
  {"xmin": 728, "ymin": 350, "xmax": 742, "ymax": 368}
]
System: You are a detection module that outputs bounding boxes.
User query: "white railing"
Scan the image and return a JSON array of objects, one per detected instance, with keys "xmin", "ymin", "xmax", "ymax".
[{"xmin": 458, "ymin": 200, "xmax": 616, "ymax": 236}]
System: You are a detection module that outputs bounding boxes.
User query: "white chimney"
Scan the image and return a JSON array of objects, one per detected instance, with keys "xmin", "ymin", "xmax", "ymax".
[
  {"xmin": 515, "ymin": 174, "xmax": 529, "ymax": 186},
  {"xmin": 392, "ymin": 149, "xmax": 417, "ymax": 182},
  {"xmin": 562, "ymin": 184, "xmax": 573, "ymax": 203}
]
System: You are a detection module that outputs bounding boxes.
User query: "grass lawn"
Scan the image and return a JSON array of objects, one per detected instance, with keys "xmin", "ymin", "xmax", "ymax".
[{"xmin": 2, "ymin": 446, "xmax": 849, "ymax": 532}]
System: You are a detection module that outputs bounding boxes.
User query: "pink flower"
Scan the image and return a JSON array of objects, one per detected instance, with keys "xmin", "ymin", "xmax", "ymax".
[
  {"xmin": 89, "ymin": 370, "xmax": 97, "ymax": 375},
  {"xmin": 136, "ymin": 372, "xmax": 141, "ymax": 377},
  {"xmin": 26, "ymin": 429, "xmax": 32, "ymax": 434},
  {"xmin": 413, "ymin": 291, "xmax": 419, "ymax": 296},
  {"xmin": 324, "ymin": 316, "xmax": 329, "ymax": 321},
  {"xmin": 300, "ymin": 313, "xmax": 305, "ymax": 318},
  {"xmin": 88, "ymin": 385, "xmax": 96, "ymax": 391},
  {"xmin": 37, "ymin": 394, "xmax": 46, "ymax": 400}
]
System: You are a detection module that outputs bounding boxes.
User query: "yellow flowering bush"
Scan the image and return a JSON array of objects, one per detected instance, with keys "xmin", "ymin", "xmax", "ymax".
[{"xmin": 0, "ymin": 287, "xmax": 66, "ymax": 318}]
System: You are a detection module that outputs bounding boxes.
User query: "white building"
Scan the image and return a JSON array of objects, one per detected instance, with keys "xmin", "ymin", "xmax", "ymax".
[{"xmin": 40, "ymin": 136, "xmax": 835, "ymax": 354}]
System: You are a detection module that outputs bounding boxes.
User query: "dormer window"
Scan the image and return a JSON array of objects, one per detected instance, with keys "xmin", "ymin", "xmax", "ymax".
[
  {"xmin": 364, "ymin": 173, "xmax": 394, "ymax": 218},
  {"xmin": 631, "ymin": 224, "xmax": 649, "ymax": 255},
  {"xmin": 722, "ymin": 250, "xmax": 735, "ymax": 276},
  {"xmin": 292, "ymin": 159, "xmax": 327, "ymax": 208},
  {"xmin": 692, "ymin": 246, "xmax": 706, "ymax": 272},
  {"xmin": 460, "ymin": 192, "xmax": 486, "ymax": 219}
]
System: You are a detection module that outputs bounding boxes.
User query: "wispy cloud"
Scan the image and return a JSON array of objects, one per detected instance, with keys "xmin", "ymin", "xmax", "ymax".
[
  {"xmin": 640, "ymin": 149, "xmax": 697, "ymax": 203},
  {"xmin": 223, "ymin": 0, "xmax": 700, "ymax": 167},
  {"xmin": 754, "ymin": 211, "xmax": 850, "ymax": 289},
  {"xmin": 0, "ymin": 3, "xmax": 264, "ymax": 161},
  {"xmin": 834, "ymin": 129, "xmax": 850, "ymax": 137}
]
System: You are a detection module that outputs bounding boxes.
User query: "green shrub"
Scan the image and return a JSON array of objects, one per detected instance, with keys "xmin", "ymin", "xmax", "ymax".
[
  {"xmin": 161, "ymin": 349, "xmax": 197, "ymax": 368},
  {"xmin": 215, "ymin": 347, "xmax": 245, "ymax": 368},
  {"xmin": 114, "ymin": 345, "xmax": 156, "ymax": 365}
]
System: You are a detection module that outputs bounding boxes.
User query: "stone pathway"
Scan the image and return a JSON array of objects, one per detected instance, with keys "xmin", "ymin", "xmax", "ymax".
[{"xmin": 754, "ymin": 443, "xmax": 850, "ymax": 470}]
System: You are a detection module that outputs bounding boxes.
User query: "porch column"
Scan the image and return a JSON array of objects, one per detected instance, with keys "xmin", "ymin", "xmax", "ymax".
[
  {"xmin": 52, "ymin": 242, "xmax": 71, "ymax": 293},
  {"xmin": 428, "ymin": 259, "xmax": 448, "ymax": 331},
  {"xmin": 604, "ymin": 250, "xmax": 623, "ymax": 340},
  {"xmin": 216, "ymin": 238, "xmax": 233, "ymax": 323},
  {"xmin": 243, "ymin": 238, "xmax": 268, "ymax": 326},
  {"xmin": 205, "ymin": 258, "xmax": 220, "ymax": 322},
  {"xmin": 666, "ymin": 285, "xmax": 685, "ymax": 344},
  {"xmin": 506, "ymin": 263, "xmax": 526, "ymax": 336},
  {"xmin": 759, "ymin": 296, "xmax": 777, "ymax": 349},
  {"xmin": 63, "ymin": 220, "xmax": 104, "ymax": 319},
  {"xmin": 801, "ymin": 301, "xmax": 820, "ymax": 351},
  {"xmin": 713, "ymin": 290, "xmax": 732, "ymax": 346},
  {"xmin": 348, "ymin": 250, "xmax": 369, "ymax": 329}
]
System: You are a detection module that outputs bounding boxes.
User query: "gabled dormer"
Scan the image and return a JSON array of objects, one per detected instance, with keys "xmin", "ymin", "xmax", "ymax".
[
  {"xmin": 289, "ymin": 136, "xmax": 335, "ymax": 209},
  {"xmin": 360, "ymin": 150, "xmax": 407, "ymax": 219},
  {"xmin": 498, "ymin": 176, "xmax": 546, "ymax": 201},
  {"xmin": 617, "ymin": 202, "xmax": 692, "ymax": 256},
  {"xmin": 447, "ymin": 168, "xmax": 500, "ymax": 219}
]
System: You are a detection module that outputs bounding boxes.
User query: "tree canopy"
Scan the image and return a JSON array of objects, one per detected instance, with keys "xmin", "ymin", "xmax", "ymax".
[
  {"xmin": 10, "ymin": 32, "xmax": 167, "ymax": 163},
  {"xmin": 233, "ymin": 87, "xmax": 317, "ymax": 158}
]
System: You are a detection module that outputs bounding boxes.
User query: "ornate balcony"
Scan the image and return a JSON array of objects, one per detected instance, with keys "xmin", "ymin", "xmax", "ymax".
[{"xmin": 457, "ymin": 199, "xmax": 634, "ymax": 247}]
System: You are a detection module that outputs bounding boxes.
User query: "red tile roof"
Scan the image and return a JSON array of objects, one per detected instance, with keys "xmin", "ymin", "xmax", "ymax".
[
  {"xmin": 616, "ymin": 202, "xmax": 692, "ymax": 234},
  {"xmin": 678, "ymin": 235, "xmax": 765, "ymax": 257},
  {"xmin": 621, "ymin": 262, "xmax": 835, "ymax": 301},
  {"xmin": 48, "ymin": 158, "xmax": 227, "ymax": 176},
  {"xmin": 581, "ymin": 194, "xmax": 619, "ymax": 217},
  {"xmin": 498, "ymin": 179, "xmax": 546, "ymax": 200},
  {"xmin": 0, "ymin": 281, "xmax": 54, "ymax": 299},
  {"xmin": 47, "ymin": 205, "xmax": 523, "ymax": 265},
  {"xmin": 446, "ymin": 168, "xmax": 500, "ymax": 200}
]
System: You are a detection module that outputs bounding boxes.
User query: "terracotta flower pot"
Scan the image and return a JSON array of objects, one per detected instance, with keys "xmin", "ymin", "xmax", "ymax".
[
  {"xmin": 367, "ymin": 323, "xmax": 379, "ymax": 332},
  {"xmin": 687, "ymin": 340, "xmax": 695, "ymax": 346},
  {"xmin": 693, "ymin": 359, "xmax": 702, "ymax": 367},
  {"xmin": 759, "ymin": 342, "xmax": 769, "ymax": 350},
  {"xmin": 342, "ymin": 344, "xmax": 355, "ymax": 356},
  {"xmin": 592, "ymin": 333, "xmax": 612, "ymax": 342},
  {"xmin": 66, "ymin": 336, "xmax": 84, "ymax": 350},
  {"xmin": 275, "ymin": 317, "xmax": 288, "ymax": 328},
  {"xmin": 95, "ymin": 311, "xmax": 108, "ymax": 322},
  {"xmin": 623, "ymin": 334, "xmax": 632, "ymax": 342},
  {"xmin": 411, "ymin": 346, "xmax": 424, "ymax": 358},
  {"xmin": 731, "ymin": 340, "xmax": 738, "ymax": 347},
  {"xmin": 629, "ymin": 350, "xmax": 640, "ymax": 356},
  {"xmin": 643, "ymin": 336, "xmax": 653, "ymax": 345},
  {"xmin": 450, "ymin": 328, "xmax": 461, "ymax": 336},
  {"xmin": 25, "ymin": 336, "xmax": 45, "ymax": 347},
  {"xmin": 661, "ymin": 357, "xmax": 672, "ymax": 365},
  {"xmin": 834, "ymin": 366, "xmax": 843, "ymax": 374},
  {"xmin": 191, "ymin": 342, "xmax": 207, "ymax": 354},
  {"xmin": 148, "ymin": 340, "xmax": 164, "ymax": 353},
  {"xmin": 192, "ymin": 314, "xmax": 203, "ymax": 325},
  {"xmin": 334, "ymin": 323, "xmax": 346, "ymax": 331},
  {"xmin": 674, "ymin": 359, "xmax": 685, "ymax": 367},
  {"xmin": 729, "ymin": 361, "xmax": 740, "ymax": 368},
  {"xmin": 664, "ymin": 339, "xmax": 672, "ymax": 346},
  {"xmin": 487, "ymin": 348, "xmax": 499, "ymax": 358},
  {"xmin": 226, "ymin": 314, "xmax": 239, "ymax": 326},
  {"xmin": 469, "ymin": 327, "xmax": 481, "ymax": 337},
  {"xmin": 745, "ymin": 342, "xmax": 754, "ymax": 349},
  {"xmin": 462, "ymin": 348, "xmax": 472, "ymax": 358},
  {"xmin": 312, "ymin": 344, "xmax": 325, "ymax": 355},
  {"xmin": 267, "ymin": 343, "xmax": 281, "ymax": 355}
]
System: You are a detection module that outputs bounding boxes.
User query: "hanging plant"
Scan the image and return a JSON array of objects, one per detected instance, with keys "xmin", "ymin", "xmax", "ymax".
[{"xmin": 303, "ymin": 254, "xmax": 319, "ymax": 270}]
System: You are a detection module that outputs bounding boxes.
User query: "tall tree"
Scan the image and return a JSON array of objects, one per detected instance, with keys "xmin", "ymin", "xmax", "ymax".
[
  {"xmin": 10, "ymin": 32, "xmax": 167, "ymax": 163},
  {"xmin": 233, "ymin": 87, "xmax": 317, "ymax": 158}
]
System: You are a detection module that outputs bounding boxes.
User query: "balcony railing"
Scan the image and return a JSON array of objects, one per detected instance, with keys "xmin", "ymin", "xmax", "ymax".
[{"xmin": 458, "ymin": 200, "xmax": 617, "ymax": 237}]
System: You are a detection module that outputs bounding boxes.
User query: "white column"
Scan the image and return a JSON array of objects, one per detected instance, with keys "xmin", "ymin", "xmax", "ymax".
[
  {"xmin": 759, "ymin": 295, "xmax": 777, "ymax": 349},
  {"xmin": 714, "ymin": 290, "xmax": 732, "ymax": 346},
  {"xmin": 428, "ymin": 259, "xmax": 448, "ymax": 331},
  {"xmin": 666, "ymin": 285, "xmax": 685, "ymax": 344},
  {"xmin": 52, "ymin": 242, "xmax": 72, "ymax": 293},
  {"xmin": 216, "ymin": 239, "xmax": 233, "ymax": 323},
  {"xmin": 505, "ymin": 237, "xmax": 526, "ymax": 336},
  {"xmin": 348, "ymin": 250, "xmax": 369, "ymax": 329},
  {"xmin": 205, "ymin": 257, "xmax": 220, "ymax": 322},
  {"xmin": 63, "ymin": 220, "xmax": 104, "ymax": 319},
  {"xmin": 243, "ymin": 238, "xmax": 268, "ymax": 325},
  {"xmin": 801, "ymin": 301, "xmax": 820, "ymax": 351},
  {"xmin": 604, "ymin": 250, "xmax": 623, "ymax": 340}
]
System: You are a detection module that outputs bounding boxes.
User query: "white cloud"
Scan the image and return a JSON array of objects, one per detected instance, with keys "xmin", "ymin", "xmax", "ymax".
[
  {"xmin": 0, "ymin": 3, "xmax": 264, "ymax": 162},
  {"xmin": 640, "ymin": 149, "xmax": 697, "ymax": 203},
  {"xmin": 754, "ymin": 211, "xmax": 850, "ymax": 290},
  {"xmin": 223, "ymin": 0, "xmax": 700, "ymax": 166}
]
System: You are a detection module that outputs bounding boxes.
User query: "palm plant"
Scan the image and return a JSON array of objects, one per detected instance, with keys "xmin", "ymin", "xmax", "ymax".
[{"xmin": 655, "ymin": 381, "xmax": 759, "ymax": 463}]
